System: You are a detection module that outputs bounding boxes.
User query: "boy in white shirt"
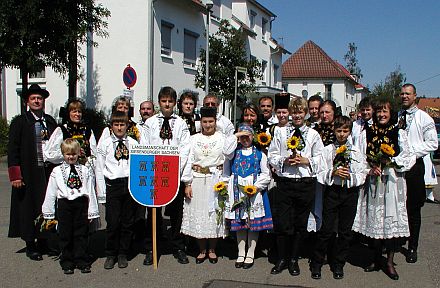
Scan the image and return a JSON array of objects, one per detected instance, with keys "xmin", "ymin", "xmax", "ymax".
[
  {"xmin": 96, "ymin": 111, "xmax": 139, "ymax": 269},
  {"xmin": 42, "ymin": 138, "xmax": 99, "ymax": 274}
]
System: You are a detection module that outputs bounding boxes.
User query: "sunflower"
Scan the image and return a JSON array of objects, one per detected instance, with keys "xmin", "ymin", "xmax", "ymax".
[
  {"xmin": 336, "ymin": 145, "xmax": 347, "ymax": 155},
  {"xmin": 243, "ymin": 185, "xmax": 257, "ymax": 196},
  {"xmin": 45, "ymin": 219, "xmax": 58, "ymax": 230},
  {"xmin": 380, "ymin": 143, "xmax": 395, "ymax": 157},
  {"xmin": 214, "ymin": 182, "xmax": 226, "ymax": 192},
  {"xmin": 287, "ymin": 136, "xmax": 300, "ymax": 150},
  {"xmin": 256, "ymin": 132, "xmax": 271, "ymax": 146},
  {"xmin": 72, "ymin": 134, "xmax": 83, "ymax": 140}
]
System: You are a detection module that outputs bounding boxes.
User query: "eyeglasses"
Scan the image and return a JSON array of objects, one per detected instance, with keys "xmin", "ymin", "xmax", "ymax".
[{"xmin": 204, "ymin": 102, "xmax": 217, "ymax": 107}]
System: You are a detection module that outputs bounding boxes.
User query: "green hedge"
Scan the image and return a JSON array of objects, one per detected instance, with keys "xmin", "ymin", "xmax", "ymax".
[{"xmin": 0, "ymin": 117, "xmax": 9, "ymax": 156}]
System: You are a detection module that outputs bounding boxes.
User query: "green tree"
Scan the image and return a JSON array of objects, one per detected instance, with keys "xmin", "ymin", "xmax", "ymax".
[
  {"xmin": 370, "ymin": 66, "xmax": 406, "ymax": 110},
  {"xmin": 195, "ymin": 19, "xmax": 261, "ymax": 101},
  {"xmin": 0, "ymin": 0, "xmax": 110, "ymax": 106},
  {"xmin": 344, "ymin": 42, "xmax": 363, "ymax": 80}
]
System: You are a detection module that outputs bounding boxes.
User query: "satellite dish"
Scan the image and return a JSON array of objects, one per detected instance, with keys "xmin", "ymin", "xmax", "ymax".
[{"xmin": 302, "ymin": 90, "xmax": 308, "ymax": 98}]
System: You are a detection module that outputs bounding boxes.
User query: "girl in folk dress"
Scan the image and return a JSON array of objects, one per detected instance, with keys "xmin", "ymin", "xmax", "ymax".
[
  {"xmin": 181, "ymin": 107, "xmax": 237, "ymax": 263},
  {"xmin": 352, "ymin": 99, "xmax": 415, "ymax": 280},
  {"xmin": 224, "ymin": 124, "xmax": 273, "ymax": 269}
]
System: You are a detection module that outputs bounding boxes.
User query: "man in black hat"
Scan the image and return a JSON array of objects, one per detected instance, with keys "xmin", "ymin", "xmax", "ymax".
[{"xmin": 8, "ymin": 84, "xmax": 58, "ymax": 261}]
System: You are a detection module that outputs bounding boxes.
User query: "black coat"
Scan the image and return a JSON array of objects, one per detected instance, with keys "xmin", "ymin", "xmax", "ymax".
[{"xmin": 8, "ymin": 111, "xmax": 57, "ymax": 241}]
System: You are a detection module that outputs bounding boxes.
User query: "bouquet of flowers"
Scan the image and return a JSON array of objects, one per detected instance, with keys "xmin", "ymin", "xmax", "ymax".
[
  {"xmin": 35, "ymin": 214, "xmax": 58, "ymax": 233},
  {"xmin": 231, "ymin": 185, "xmax": 257, "ymax": 224},
  {"xmin": 72, "ymin": 134, "xmax": 92, "ymax": 165},
  {"xmin": 333, "ymin": 145, "xmax": 355, "ymax": 187},
  {"xmin": 214, "ymin": 182, "xmax": 228, "ymax": 225},
  {"xmin": 367, "ymin": 143, "xmax": 401, "ymax": 193},
  {"xmin": 127, "ymin": 123, "xmax": 141, "ymax": 142},
  {"xmin": 286, "ymin": 135, "xmax": 303, "ymax": 158},
  {"xmin": 254, "ymin": 132, "xmax": 272, "ymax": 148}
]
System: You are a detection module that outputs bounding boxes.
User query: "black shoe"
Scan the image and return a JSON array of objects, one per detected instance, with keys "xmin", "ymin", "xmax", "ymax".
[
  {"xmin": 271, "ymin": 259, "xmax": 288, "ymax": 274},
  {"xmin": 173, "ymin": 250, "xmax": 189, "ymax": 264},
  {"xmin": 288, "ymin": 259, "xmax": 300, "ymax": 276},
  {"xmin": 406, "ymin": 249, "xmax": 417, "ymax": 263},
  {"xmin": 196, "ymin": 251, "xmax": 207, "ymax": 264},
  {"xmin": 80, "ymin": 266, "xmax": 91, "ymax": 274},
  {"xmin": 426, "ymin": 198, "xmax": 440, "ymax": 204},
  {"xmin": 118, "ymin": 255, "xmax": 128, "ymax": 268},
  {"xmin": 310, "ymin": 263, "xmax": 321, "ymax": 280},
  {"xmin": 385, "ymin": 264, "xmax": 399, "ymax": 280},
  {"xmin": 63, "ymin": 268, "xmax": 74, "ymax": 275},
  {"xmin": 242, "ymin": 257, "xmax": 254, "ymax": 269},
  {"xmin": 333, "ymin": 266, "xmax": 344, "ymax": 280},
  {"xmin": 26, "ymin": 250, "xmax": 43, "ymax": 261},
  {"xmin": 235, "ymin": 256, "xmax": 244, "ymax": 268},
  {"xmin": 143, "ymin": 251, "xmax": 153, "ymax": 266},
  {"xmin": 104, "ymin": 256, "xmax": 116, "ymax": 269},
  {"xmin": 208, "ymin": 250, "xmax": 218, "ymax": 264},
  {"xmin": 364, "ymin": 262, "xmax": 381, "ymax": 272}
]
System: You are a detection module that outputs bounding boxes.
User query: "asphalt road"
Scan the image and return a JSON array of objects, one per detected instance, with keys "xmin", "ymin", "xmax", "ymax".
[{"xmin": 1, "ymin": 160, "xmax": 439, "ymax": 288}]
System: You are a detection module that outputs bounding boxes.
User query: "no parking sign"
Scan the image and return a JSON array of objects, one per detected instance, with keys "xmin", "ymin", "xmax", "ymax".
[{"xmin": 123, "ymin": 64, "xmax": 137, "ymax": 89}]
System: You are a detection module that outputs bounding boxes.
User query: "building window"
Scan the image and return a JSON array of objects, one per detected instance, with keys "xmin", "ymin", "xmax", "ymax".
[
  {"xmin": 29, "ymin": 69, "xmax": 46, "ymax": 79},
  {"xmin": 261, "ymin": 18, "xmax": 268, "ymax": 42},
  {"xmin": 250, "ymin": 54, "xmax": 257, "ymax": 63},
  {"xmin": 211, "ymin": 0, "xmax": 221, "ymax": 19},
  {"xmin": 249, "ymin": 10, "xmax": 256, "ymax": 31},
  {"xmin": 261, "ymin": 60, "xmax": 267, "ymax": 85},
  {"xmin": 282, "ymin": 83, "xmax": 288, "ymax": 92},
  {"xmin": 324, "ymin": 83, "xmax": 332, "ymax": 100},
  {"xmin": 184, "ymin": 29, "xmax": 199, "ymax": 68},
  {"xmin": 273, "ymin": 64, "xmax": 279, "ymax": 86},
  {"xmin": 161, "ymin": 20, "xmax": 174, "ymax": 56}
]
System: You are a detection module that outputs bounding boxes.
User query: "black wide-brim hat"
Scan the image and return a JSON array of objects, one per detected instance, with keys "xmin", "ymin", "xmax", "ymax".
[
  {"xmin": 275, "ymin": 92, "xmax": 290, "ymax": 109},
  {"xmin": 21, "ymin": 84, "xmax": 50, "ymax": 99}
]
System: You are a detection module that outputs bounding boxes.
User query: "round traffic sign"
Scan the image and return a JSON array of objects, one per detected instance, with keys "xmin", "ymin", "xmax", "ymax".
[{"xmin": 123, "ymin": 65, "xmax": 137, "ymax": 88}]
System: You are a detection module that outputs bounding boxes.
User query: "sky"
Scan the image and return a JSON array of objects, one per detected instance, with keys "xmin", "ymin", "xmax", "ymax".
[{"xmin": 258, "ymin": 0, "xmax": 440, "ymax": 98}]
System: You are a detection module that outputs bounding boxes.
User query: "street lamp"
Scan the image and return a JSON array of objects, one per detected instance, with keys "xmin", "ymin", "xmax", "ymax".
[
  {"xmin": 234, "ymin": 66, "xmax": 247, "ymax": 126},
  {"xmin": 205, "ymin": 0, "xmax": 213, "ymax": 95}
]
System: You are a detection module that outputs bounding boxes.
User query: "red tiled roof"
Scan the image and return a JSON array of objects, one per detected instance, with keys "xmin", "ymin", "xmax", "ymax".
[
  {"xmin": 418, "ymin": 98, "xmax": 440, "ymax": 109},
  {"xmin": 282, "ymin": 40, "xmax": 355, "ymax": 81}
]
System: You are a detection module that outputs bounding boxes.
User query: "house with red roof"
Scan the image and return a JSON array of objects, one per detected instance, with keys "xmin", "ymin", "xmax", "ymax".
[{"xmin": 282, "ymin": 40, "xmax": 368, "ymax": 115}]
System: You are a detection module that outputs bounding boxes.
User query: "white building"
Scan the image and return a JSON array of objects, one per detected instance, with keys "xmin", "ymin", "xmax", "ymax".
[
  {"xmin": 282, "ymin": 40, "xmax": 368, "ymax": 115},
  {"xmin": 1, "ymin": 0, "xmax": 288, "ymax": 121}
]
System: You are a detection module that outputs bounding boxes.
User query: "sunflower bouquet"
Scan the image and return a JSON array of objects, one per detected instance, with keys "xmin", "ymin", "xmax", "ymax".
[
  {"xmin": 35, "ymin": 214, "xmax": 58, "ymax": 233},
  {"xmin": 72, "ymin": 134, "xmax": 91, "ymax": 165},
  {"xmin": 127, "ymin": 124, "xmax": 141, "ymax": 142},
  {"xmin": 333, "ymin": 145, "xmax": 355, "ymax": 187},
  {"xmin": 286, "ymin": 135, "xmax": 303, "ymax": 158},
  {"xmin": 367, "ymin": 143, "xmax": 401, "ymax": 190},
  {"xmin": 254, "ymin": 132, "xmax": 272, "ymax": 148},
  {"xmin": 231, "ymin": 185, "xmax": 258, "ymax": 223},
  {"xmin": 214, "ymin": 182, "xmax": 228, "ymax": 225}
]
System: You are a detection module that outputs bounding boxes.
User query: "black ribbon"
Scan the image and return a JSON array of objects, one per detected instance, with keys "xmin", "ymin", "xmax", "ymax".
[
  {"xmin": 67, "ymin": 164, "xmax": 82, "ymax": 189},
  {"xmin": 398, "ymin": 111, "xmax": 407, "ymax": 130},
  {"xmin": 114, "ymin": 140, "xmax": 129, "ymax": 161},
  {"xmin": 160, "ymin": 117, "xmax": 173, "ymax": 140}
]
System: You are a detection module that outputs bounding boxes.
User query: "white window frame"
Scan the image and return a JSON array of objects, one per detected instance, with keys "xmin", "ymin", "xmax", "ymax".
[
  {"xmin": 161, "ymin": 20, "xmax": 174, "ymax": 57},
  {"xmin": 249, "ymin": 10, "xmax": 257, "ymax": 31},
  {"xmin": 261, "ymin": 18, "xmax": 268, "ymax": 42},
  {"xmin": 183, "ymin": 29, "xmax": 199, "ymax": 68}
]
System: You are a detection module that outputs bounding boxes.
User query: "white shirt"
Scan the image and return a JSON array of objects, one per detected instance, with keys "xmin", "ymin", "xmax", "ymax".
[
  {"xmin": 268, "ymin": 124, "xmax": 325, "ymax": 178},
  {"xmin": 399, "ymin": 106, "xmax": 438, "ymax": 159},
  {"xmin": 44, "ymin": 125, "xmax": 97, "ymax": 164},
  {"xmin": 140, "ymin": 112, "xmax": 190, "ymax": 174},
  {"xmin": 181, "ymin": 132, "xmax": 237, "ymax": 183},
  {"xmin": 352, "ymin": 118, "xmax": 373, "ymax": 147},
  {"xmin": 95, "ymin": 134, "xmax": 138, "ymax": 203},
  {"xmin": 317, "ymin": 143, "xmax": 368, "ymax": 188},
  {"xmin": 216, "ymin": 113, "xmax": 235, "ymax": 137},
  {"xmin": 42, "ymin": 162, "xmax": 99, "ymax": 219}
]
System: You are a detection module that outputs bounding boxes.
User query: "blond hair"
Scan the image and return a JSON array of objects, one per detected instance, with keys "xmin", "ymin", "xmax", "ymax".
[
  {"xmin": 288, "ymin": 97, "xmax": 308, "ymax": 114},
  {"xmin": 60, "ymin": 138, "xmax": 81, "ymax": 155}
]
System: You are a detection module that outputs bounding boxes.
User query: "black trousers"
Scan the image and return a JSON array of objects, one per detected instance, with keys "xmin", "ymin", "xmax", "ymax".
[
  {"xmin": 405, "ymin": 158, "xmax": 425, "ymax": 251},
  {"xmin": 164, "ymin": 182, "xmax": 185, "ymax": 251},
  {"xmin": 272, "ymin": 177, "xmax": 316, "ymax": 234},
  {"xmin": 58, "ymin": 197, "xmax": 89, "ymax": 270},
  {"xmin": 313, "ymin": 185, "xmax": 359, "ymax": 268},
  {"xmin": 105, "ymin": 178, "xmax": 137, "ymax": 257}
]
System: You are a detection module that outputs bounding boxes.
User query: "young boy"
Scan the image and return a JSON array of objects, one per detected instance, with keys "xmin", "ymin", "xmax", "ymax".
[
  {"xmin": 268, "ymin": 97, "xmax": 324, "ymax": 276},
  {"xmin": 140, "ymin": 86, "xmax": 190, "ymax": 264},
  {"xmin": 310, "ymin": 116, "xmax": 367, "ymax": 280},
  {"xmin": 42, "ymin": 138, "xmax": 99, "ymax": 274},
  {"xmin": 96, "ymin": 111, "xmax": 139, "ymax": 269}
]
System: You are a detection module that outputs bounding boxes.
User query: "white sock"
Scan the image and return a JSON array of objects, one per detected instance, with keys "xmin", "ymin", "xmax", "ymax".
[
  {"xmin": 236, "ymin": 230, "xmax": 247, "ymax": 259},
  {"xmin": 426, "ymin": 188, "xmax": 435, "ymax": 201},
  {"xmin": 245, "ymin": 231, "xmax": 259, "ymax": 262}
]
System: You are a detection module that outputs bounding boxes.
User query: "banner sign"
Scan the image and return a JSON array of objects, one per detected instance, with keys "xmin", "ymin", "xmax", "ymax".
[{"xmin": 129, "ymin": 145, "xmax": 180, "ymax": 207}]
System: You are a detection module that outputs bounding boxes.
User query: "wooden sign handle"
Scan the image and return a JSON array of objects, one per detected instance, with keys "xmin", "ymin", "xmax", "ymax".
[{"xmin": 152, "ymin": 207, "xmax": 158, "ymax": 270}]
